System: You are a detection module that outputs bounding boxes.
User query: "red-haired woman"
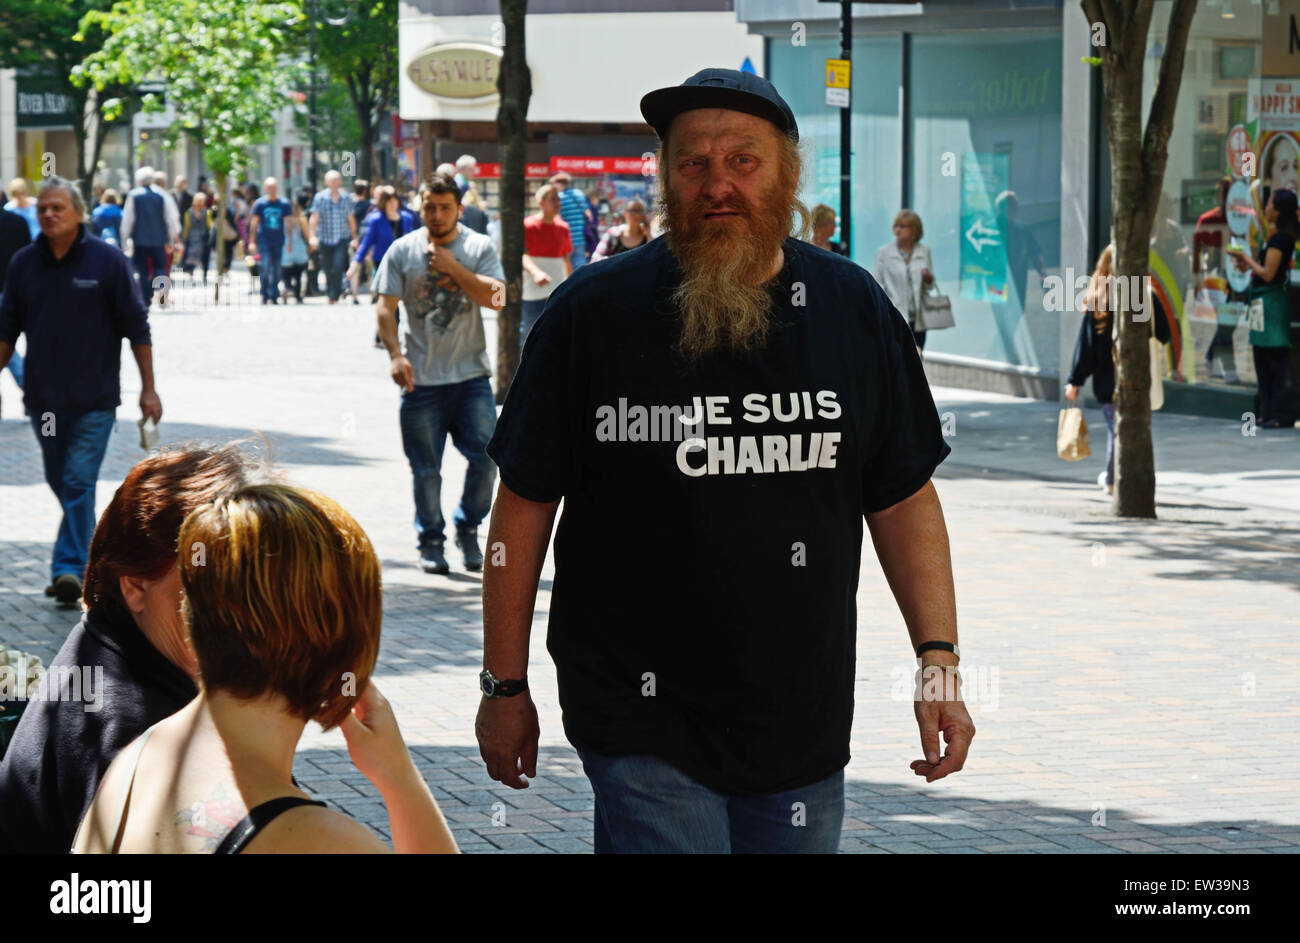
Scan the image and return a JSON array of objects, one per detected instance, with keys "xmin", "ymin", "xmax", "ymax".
[{"xmin": 0, "ymin": 444, "xmax": 270, "ymax": 853}]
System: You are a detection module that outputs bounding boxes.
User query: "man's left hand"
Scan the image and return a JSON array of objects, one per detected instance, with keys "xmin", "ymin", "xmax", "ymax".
[
  {"xmin": 911, "ymin": 666, "xmax": 975, "ymax": 783},
  {"xmin": 140, "ymin": 390, "xmax": 162, "ymax": 423},
  {"xmin": 428, "ymin": 242, "xmax": 458, "ymax": 275}
]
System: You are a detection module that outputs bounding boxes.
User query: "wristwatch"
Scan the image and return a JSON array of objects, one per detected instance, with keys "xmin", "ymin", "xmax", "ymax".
[{"xmin": 479, "ymin": 669, "xmax": 528, "ymax": 699}]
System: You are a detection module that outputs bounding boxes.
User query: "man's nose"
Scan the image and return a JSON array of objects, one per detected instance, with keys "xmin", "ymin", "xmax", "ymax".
[{"xmin": 698, "ymin": 163, "xmax": 736, "ymax": 204}]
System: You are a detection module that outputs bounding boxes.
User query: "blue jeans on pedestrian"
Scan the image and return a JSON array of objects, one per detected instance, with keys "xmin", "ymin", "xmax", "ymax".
[
  {"xmin": 29, "ymin": 408, "xmax": 116, "ymax": 581},
  {"xmin": 576, "ymin": 747, "xmax": 846, "ymax": 853},
  {"xmin": 258, "ymin": 239, "xmax": 283, "ymax": 301},
  {"xmin": 131, "ymin": 245, "xmax": 169, "ymax": 305},
  {"xmin": 569, "ymin": 244, "xmax": 587, "ymax": 273},
  {"xmin": 1101, "ymin": 401, "xmax": 1116, "ymax": 486},
  {"xmin": 521, "ymin": 299, "xmax": 547, "ymax": 347},
  {"xmin": 321, "ymin": 240, "xmax": 349, "ymax": 301},
  {"xmin": 398, "ymin": 376, "xmax": 497, "ymax": 556}
]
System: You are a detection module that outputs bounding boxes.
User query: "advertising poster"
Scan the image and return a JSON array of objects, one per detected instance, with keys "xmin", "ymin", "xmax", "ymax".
[
  {"xmin": 1246, "ymin": 78, "xmax": 1300, "ymax": 270},
  {"xmin": 959, "ymin": 152, "xmax": 1010, "ymax": 303}
]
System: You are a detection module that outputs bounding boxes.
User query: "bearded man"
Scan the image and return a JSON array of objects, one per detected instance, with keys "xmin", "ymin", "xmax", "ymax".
[{"xmin": 477, "ymin": 69, "xmax": 973, "ymax": 853}]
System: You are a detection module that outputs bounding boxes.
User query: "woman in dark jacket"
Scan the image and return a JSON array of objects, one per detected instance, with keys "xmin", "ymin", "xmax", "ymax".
[
  {"xmin": 1064, "ymin": 245, "xmax": 1171, "ymax": 494},
  {"xmin": 0, "ymin": 445, "xmax": 268, "ymax": 853}
]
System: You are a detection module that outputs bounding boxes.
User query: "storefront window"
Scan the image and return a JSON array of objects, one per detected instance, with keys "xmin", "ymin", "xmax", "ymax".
[
  {"xmin": 907, "ymin": 30, "xmax": 1063, "ymax": 374},
  {"xmin": 1146, "ymin": 1, "xmax": 1265, "ymax": 392},
  {"xmin": 769, "ymin": 35, "xmax": 902, "ymax": 264}
]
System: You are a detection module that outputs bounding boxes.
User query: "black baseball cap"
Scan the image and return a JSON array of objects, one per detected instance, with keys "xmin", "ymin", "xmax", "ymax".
[{"xmin": 640, "ymin": 68, "xmax": 799, "ymax": 143}]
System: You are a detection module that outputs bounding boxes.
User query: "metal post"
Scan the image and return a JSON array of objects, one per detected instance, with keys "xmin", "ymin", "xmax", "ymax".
[
  {"xmin": 309, "ymin": 7, "xmax": 318, "ymax": 193},
  {"xmin": 838, "ymin": 0, "xmax": 851, "ymax": 257}
]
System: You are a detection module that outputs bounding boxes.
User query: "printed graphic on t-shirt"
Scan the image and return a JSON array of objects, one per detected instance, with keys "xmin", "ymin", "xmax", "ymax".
[
  {"xmin": 262, "ymin": 205, "xmax": 283, "ymax": 231},
  {"xmin": 411, "ymin": 269, "xmax": 473, "ymax": 334},
  {"xmin": 594, "ymin": 390, "xmax": 844, "ymax": 477}
]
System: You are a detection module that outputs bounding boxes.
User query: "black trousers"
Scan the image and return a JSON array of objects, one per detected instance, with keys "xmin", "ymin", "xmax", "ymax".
[{"xmin": 1253, "ymin": 345, "xmax": 1296, "ymax": 425}]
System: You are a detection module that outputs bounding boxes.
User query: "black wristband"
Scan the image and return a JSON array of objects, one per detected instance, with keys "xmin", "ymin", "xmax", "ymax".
[{"xmin": 916, "ymin": 641, "xmax": 958, "ymax": 658}]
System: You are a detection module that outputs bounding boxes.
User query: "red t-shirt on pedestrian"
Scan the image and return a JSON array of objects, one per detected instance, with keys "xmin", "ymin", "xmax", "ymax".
[{"xmin": 523, "ymin": 214, "xmax": 572, "ymax": 258}]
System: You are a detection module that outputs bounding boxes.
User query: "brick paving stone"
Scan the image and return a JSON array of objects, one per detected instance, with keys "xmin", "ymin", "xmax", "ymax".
[{"xmin": 4, "ymin": 283, "xmax": 1299, "ymax": 853}]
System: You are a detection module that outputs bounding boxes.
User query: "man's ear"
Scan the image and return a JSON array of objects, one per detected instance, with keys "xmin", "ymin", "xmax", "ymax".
[{"xmin": 119, "ymin": 573, "xmax": 148, "ymax": 615}]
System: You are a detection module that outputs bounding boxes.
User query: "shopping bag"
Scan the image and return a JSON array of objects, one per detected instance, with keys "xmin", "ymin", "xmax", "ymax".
[{"xmin": 1057, "ymin": 406, "xmax": 1091, "ymax": 461}]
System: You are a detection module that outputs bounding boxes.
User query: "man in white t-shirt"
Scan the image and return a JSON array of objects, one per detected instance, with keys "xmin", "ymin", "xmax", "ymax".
[{"xmin": 520, "ymin": 184, "xmax": 572, "ymax": 344}]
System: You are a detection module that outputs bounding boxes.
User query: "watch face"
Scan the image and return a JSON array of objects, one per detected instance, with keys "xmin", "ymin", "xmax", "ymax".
[{"xmin": 480, "ymin": 675, "xmax": 494, "ymax": 697}]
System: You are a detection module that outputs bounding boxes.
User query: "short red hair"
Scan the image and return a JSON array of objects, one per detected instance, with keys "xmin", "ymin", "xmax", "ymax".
[{"xmin": 83, "ymin": 444, "xmax": 270, "ymax": 617}]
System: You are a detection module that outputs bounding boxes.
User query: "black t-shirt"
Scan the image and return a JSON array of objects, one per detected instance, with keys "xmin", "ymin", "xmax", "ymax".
[
  {"xmin": 486, "ymin": 236, "xmax": 951, "ymax": 796},
  {"xmin": 1256, "ymin": 231, "xmax": 1296, "ymax": 286}
]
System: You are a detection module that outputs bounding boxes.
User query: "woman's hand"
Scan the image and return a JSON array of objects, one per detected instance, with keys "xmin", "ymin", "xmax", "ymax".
[
  {"xmin": 340, "ymin": 681, "xmax": 418, "ymax": 794},
  {"xmin": 921, "ymin": 267, "xmax": 934, "ymax": 284},
  {"xmin": 1064, "ymin": 384, "xmax": 1079, "ymax": 402}
]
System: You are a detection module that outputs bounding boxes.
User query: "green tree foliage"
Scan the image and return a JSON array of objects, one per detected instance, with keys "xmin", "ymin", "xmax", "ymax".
[{"xmin": 74, "ymin": 0, "xmax": 304, "ymax": 294}]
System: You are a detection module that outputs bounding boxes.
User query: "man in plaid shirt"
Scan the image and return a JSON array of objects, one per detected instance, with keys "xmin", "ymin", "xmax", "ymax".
[{"xmin": 309, "ymin": 169, "xmax": 359, "ymax": 304}]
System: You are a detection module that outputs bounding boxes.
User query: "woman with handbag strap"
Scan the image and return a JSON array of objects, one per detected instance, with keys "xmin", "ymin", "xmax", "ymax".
[
  {"xmin": 1065, "ymin": 245, "xmax": 1119, "ymax": 494},
  {"xmin": 1227, "ymin": 187, "xmax": 1298, "ymax": 429},
  {"xmin": 873, "ymin": 209, "xmax": 934, "ymax": 351}
]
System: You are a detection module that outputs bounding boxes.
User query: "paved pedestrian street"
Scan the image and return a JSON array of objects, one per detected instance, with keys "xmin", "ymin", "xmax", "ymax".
[{"xmin": 2, "ymin": 273, "xmax": 1298, "ymax": 853}]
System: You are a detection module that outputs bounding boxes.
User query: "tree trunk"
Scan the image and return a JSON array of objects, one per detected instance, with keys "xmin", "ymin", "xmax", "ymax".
[
  {"xmin": 73, "ymin": 84, "xmax": 93, "ymax": 202},
  {"xmin": 214, "ymin": 174, "xmax": 227, "ymax": 304},
  {"xmin": 1082, "ymin": 0, "xmax": 1198, "ymax": 519},
  {"xmin": 495, "ymin": 0, "xmax": 531, "ymax": 403}
]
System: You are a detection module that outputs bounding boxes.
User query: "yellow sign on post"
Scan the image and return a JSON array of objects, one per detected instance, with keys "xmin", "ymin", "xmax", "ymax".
[{"xmin": 825, "ymin": 59, "xmax": 850, "ymax": 89}]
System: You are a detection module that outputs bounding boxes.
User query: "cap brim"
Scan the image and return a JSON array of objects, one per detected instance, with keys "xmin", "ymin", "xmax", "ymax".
[{"xmin": 639, "ymin": 86, "xmax": 797, "ymax": 143}]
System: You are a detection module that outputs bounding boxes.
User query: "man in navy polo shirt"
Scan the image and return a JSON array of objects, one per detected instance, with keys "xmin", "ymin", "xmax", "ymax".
[
  {"xmin": 477, "ymin": 70, "xmax": 974, "ymax": 853},
  {"xmin": 0, "ymin": 176, "xmax": 162, "ymax": 604}
]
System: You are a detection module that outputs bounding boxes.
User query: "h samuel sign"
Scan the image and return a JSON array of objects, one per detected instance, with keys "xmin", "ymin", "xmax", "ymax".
[{"xmin": 407, "ymin": 42, "xmax": 501, "ymax": 100}]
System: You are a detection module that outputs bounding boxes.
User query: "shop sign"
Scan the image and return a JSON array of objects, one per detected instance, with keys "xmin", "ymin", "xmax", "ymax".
[
  {"xmin": 407, "ymin": 43, "xmax": 501, "ymax": 100},
  {"xmin": 475, "ymin": 162, "xmax": 552, "ymax": 179},
  {"xmin": 551, "ymin": 156, "xmax": 652, "ymax": 175},
  {"xmin": 959, "ymin": 152, "xmax": 1010, "ymax": 304}
]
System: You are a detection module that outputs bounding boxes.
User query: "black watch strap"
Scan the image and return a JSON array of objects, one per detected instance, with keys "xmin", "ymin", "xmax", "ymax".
[
  {"xmin": 480, "ymin": 669, "xmax": 528, "ymax": 698},
  {"xmin": 916, "ymin": 640, "xmax": 958, "ymax": 658}
]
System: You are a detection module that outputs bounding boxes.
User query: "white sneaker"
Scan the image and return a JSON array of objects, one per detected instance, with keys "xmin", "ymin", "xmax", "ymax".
[{"xmin": 1097, "ymin": 470, "xmax": 1109, "ymax": 492}]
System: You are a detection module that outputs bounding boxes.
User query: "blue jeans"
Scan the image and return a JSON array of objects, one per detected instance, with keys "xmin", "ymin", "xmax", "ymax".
[
  {"xmin": 570, "ymin": 244, "xmax": 587, "ymax": 273},
  {"xmin": 320, "ymin": 240, "xmax": 349, "ymax": 301},
  {"xmin": 257, "ymin": 240, "xmax": 283, "ymax": 300},
  {"xmin": 398, "ymin": 376, "xmax": 497, "ymax": 555},
  {"xmin": 29, "ymin": 408, "xmax": 116, "ymax": 581},
  {"xmin": 1101, "ymin": 402, "xmax": 1116, "ymax": 486},
  {"xmin": 521, "ymin": 299, "xmax": 547, "ymax": 347},
  {"xmin": 131, "ymin": 245, "xmax": 169, "ymax": 305},
  {"xmin": 576, "ymin": 748, "xmax": 846, "ymax": 854},
  {"xmin": 4, "ymin": 347, "xmax": 21, "ymax": 389}
]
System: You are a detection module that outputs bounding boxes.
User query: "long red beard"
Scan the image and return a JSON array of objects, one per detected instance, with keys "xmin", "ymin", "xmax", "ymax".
[{"xmin": 664, "ymin": 180, "xmax": 795, "ymax": 361}]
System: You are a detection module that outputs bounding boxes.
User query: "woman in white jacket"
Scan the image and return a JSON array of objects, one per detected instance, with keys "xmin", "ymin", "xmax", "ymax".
[{"xmin": 873, "ymin": 209, "xmax": 934, "ymax": 350}]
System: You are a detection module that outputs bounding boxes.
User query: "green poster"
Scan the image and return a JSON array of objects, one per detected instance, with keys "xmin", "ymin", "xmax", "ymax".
[{"xmin": 960, "ymin": 152, "xmax": 1010, "ymax": 303}]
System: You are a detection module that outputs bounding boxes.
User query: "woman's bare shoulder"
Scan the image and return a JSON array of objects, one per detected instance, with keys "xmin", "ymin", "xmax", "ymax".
[{"xmin": 243, "ymin": 804, "xmax": 391, "ymax": 854}]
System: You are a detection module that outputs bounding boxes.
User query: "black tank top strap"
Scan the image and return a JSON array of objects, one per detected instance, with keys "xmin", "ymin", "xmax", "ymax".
[{"xmin": 214, "ymin": 796, "xmax": 327, "ymax": 855}]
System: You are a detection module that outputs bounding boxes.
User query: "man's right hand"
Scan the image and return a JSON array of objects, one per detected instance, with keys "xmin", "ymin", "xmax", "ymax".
[
  {"xmin": 531, "ymin": 270, "xmax": 551, "ymax": 288},
  {"xmin": 309, "ymin": 236, "xmax": 320, "ymax": 251},
  {"xmin": 390, "ymin": 354, "xmax": 415, "ymax": 392},
  {"xmin": 476, "ymin": 692, "xmax": 540, "ymax": 789}
]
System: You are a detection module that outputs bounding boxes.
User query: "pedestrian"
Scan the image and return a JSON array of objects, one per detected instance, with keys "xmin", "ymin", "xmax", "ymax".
[
  {"xmin": 550, "ymin": 171, "xmax": 592, "ymax": 271},
  {"xmin": 1194, "ymin": 175, "xmax": 1240, "ymax": 383},
  {"xmin": 1064, "ymin": 245, "xmax": 1119, "ymax": 494},
  {"xmin": 72, "ymin": 483, "xmax": 459, "ymax": 854},
  {"xmin": 520, "ymin": 184, "xmax": 572, "ymax": 343},
  {"xmin": 152, "ymin": 171, "xmax": 182, "ymax": 293},
  {"xmin": 180, "ymin": 191, "xmax": 214, "ymax": 285},
  {"xmin": 347, "ymin": 179, "xmax": 373, "ymax": 304},
  {"xmin": 1228, "ymin": 187, "xmax": 1299, "ymax": 429},
  {"xmin": 590, "ymin": 198, "xmax": 649, "ymax": 261},
  {"xmin": 4, "ymin": 177, "xmax": 40, "ymax": 240},
  {"xmin": 873, "ymin": 209, "xmax": 934, "ymax": 350},
  {"xmin": 122, "ymin": 166, "xmax": 179, "ymax": 308},
  {"xmin": 249, "ymin": 176, "xmax": 292, "ymax": 305},
  {"xmin": 0, "ymin": 206, "xmax": 31, "ymax": 411},
  {"xmin": 0, "ymin": 176, "xmax": 162, "ymax": 605},
  {"xmin": 89, "ymin": 189, "xmax": 124, "ymax": 247},
  {"xmin": 309, "ymin": 169, "xmax": 358, "ymax": 304},
  {"xmin": 0, "ymin": 444, "xmax": 269, "ymax": 854},
  {"xmin": 372, "ymin": 171, "xmax": 505, "ymax": 575},
  {"xmin": 171, "ymin": 174, "xmax": 193, "ymax": 217},
  {"xmin": 995, "ymin": 190, "xmax": 1048, "ymax": 313},
  {"xmin": 477, "ymin": 68, "xmax": 969, "ymax": 853},
  {"xmin": 456, "ymin": 154, "xmax": 488, "ymax": 213},
  {"xmin": 354, "ymin": 187, "xmax": 418, "ymax": 343},
  {"xmin": 281, "ymin": 200, "xmax": 310, "ymax": 304},
  {"xmin": 809, "ymin": 203, "xmax": 846, "ymax": 255}
]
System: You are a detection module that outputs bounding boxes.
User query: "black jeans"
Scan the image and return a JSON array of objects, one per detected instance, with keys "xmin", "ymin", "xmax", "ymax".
[
  {"xmin": 1253, "ymin": 345, "xmax": 1297, "ymax": 425},
  {"xmin": 282, "ymin": 263, "xmax": 305, "ymax": 301}
]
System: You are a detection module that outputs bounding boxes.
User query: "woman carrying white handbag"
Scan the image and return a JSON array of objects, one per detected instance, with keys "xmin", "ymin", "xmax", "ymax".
[{"xmin": 873, "ymin": 209, "xmax": 954, "ymax": 352}]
